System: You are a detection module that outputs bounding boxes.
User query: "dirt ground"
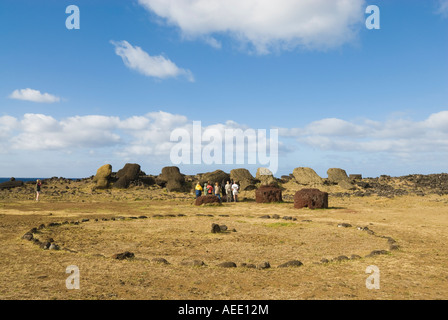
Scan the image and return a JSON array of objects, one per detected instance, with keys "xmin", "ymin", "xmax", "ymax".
[{"xmin": 1, "ymin": 188, "xmax": 447, "ymax": 301}]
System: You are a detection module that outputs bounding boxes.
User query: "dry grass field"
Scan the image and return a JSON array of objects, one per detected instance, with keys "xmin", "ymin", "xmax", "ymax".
[{"xmin": 1, "ymin": 185, "xmax": 447, "ymax": 300}]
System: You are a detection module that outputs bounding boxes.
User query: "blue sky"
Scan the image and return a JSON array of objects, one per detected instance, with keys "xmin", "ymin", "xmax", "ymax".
[{"xmin": 0, "ymin": 0, "xmax": 447, "ymax": 178}]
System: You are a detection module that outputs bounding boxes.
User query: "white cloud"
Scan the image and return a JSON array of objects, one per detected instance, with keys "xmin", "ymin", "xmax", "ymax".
[
  {"xmin": 438, "ymin": 0, "xmax": 448, "ymax": 16},
  {"xmin": 138, "ymin": 0, "xmax": 366, "ymax": 54},
  {"xmin": 2, "ymin": 110, "xmax": 448, "ymax": 175},
  {"xmin": 279, "ymin": 111, "xmax": 448, "ymax": 154},
  {"xmin": 111, "ymin": 40, "xmax": 194, "ymax": 81},
  {"xmin": 9, "ymin": 88, "xmax": 61, "ymax": 103}
]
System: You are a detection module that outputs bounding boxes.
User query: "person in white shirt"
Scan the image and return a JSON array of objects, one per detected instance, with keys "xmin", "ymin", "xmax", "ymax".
[
  {"xmin": 231, "ymin": 181, "xmax": 239, "ymax": 202},
  {"xmin": 225, "ymin": 181, "xmax": 232, "ymax": 202}
]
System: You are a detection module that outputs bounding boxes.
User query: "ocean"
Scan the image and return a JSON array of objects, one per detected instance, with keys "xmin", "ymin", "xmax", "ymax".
[{"xmin": 0, "ymin": 178, "xmax": 80, "ymax": 183}]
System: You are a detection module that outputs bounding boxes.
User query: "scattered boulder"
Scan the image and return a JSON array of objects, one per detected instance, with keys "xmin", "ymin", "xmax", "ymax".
[
  {"xmin": 195, "ymin": 195, "xmax": 221, "ymax": 206},
  {"xmin": 350, "ymin": 254, "xmax": 362, "ymax": 260},
  {"xmin": 292, "ymin": 167, "xmax": 323, "ymax": 185},
  {"xmin": 278, "ymin": 260, "xmax": 303, "ymax": 268},
  {"xmin": 112, "ymin": 251, "xmax": 135, "ymax": 260},
  {"xmin": 255, "ymin": 185, "xmax": 282, "ymax": 203},
  {"xmin": 230, "ymin": 168, "xmax": 257, "ymax": 191},
  {"xmin": 114, "ymin": 164, "xmax": 141, "ymax": 189},
  {"xmin": 93, "ymin": 164, "xmax": 112, "ymax": 189},
  {"xmin": 157, "ymin": 166, "xmax": 187, "ymax": 192},
  {"xmin": 294, "ymin": 189, "xmax": 328, "ymax": 209},
  {"xmin": 255, "ymin": 167, "xmax": 277, "ymax": 186},
  {"xmin": 349, "ymin": 174, "xmax": 363, "ymax": 180}
]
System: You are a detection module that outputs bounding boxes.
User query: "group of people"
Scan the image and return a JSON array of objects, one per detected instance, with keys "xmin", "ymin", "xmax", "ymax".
[{"xmin": 195, "ymin": 180, "xmax": 240, "ymax": 202}]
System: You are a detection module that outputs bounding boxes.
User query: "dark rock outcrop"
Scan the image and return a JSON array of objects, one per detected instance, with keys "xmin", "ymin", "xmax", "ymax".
[
  {"xmin": 156, "ymin": 166, "xmax": 187, "ymax": 192},
  {"xmin": 114, "ymin": 164, "xmax": 141, "ymax": 189}
]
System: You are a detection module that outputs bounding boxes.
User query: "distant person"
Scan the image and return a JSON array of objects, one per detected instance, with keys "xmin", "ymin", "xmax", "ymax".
[
  {"xmin": 195, "ymin": 182, "xmax": 203, "ymax": 198},
  {"xmin": 35, "ymin": 179, "xmax": 42, "ymax": 201},
  {"xmin": 232, "ymin": 181, "xmax": 239, "ymax": 202},
  {"xmin": 206, "ymin": 181, "xmax": 214, "ymax": 195},
  {"xmin": 225, "ymin": 181, "xmax": 232, "ymax": 202},
  {"xmin": 214, "ymin": 182, "xmax": 221, "ymax": 202}
]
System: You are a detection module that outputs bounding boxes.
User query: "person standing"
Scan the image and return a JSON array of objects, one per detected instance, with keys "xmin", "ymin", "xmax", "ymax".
[
  {"xmin": 35, "ymin": 179, "xmax": 42, "ymax": 201},
  {"xmin": 214, "ymin": 182, "xmax": 221, "ymax": 203},
  {"xmin": 231, "ymin": 181, "xmax": 239, "ymax": 202},
  {"xmin": 195, "ymin": 182, "xmax": 203, "ymax": 198},
  {"xmin": 206, "ymin": 181, "xmax": 214, "ymax": 195},
  {"xmin": 225, "ymin": 181, "xmax": 232, "ymax": 202}
]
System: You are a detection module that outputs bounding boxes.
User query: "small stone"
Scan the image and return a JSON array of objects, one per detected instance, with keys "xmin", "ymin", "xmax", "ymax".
[
  {"xmin": 211, "ymin": 223, "xmax": 221, "ymax": 233},
  {"xmin": 112, "ymin": 251, "xmax": 135, "ymax": 260},
  {"xmin": 49, "ymin": 243, "xmax": 60, "ymax": 250},
  {"xmin": 365, "ymin": 250, "xmax": 389, "ymax": 258},
  {"xmin": 217, "ymin": 261, "xmax": 237, "ymax": 268},
  {"xmin": 152, "ymin": 258, "xmax": 170, "ymax": 265},
  {"xmin": 40, "ymin": 242, "xmax": 51, "ymax": 250},
  {"xmin": 180, "ymin": 260, "xmax": 206, "ymax": 267},
  {"xmin": 350, "ymin": 254, "xmax": 362, "ymax": 260},
  {"xmin": 337, "ymin": 223, "xmax": 352, "ymax": 228},
  {"xmin": 219, "ymin": 225, "xmax": 228, "ymax": 232},
  {"xmin": 278, "ymin": 260, "xmax": 303, "ymax": 268},
  {"xmin": 138, "ymin": 216, "xmax": 148, "ymax": 219},
  {"xmin": 257, "ymin": 262, "xmax": 271, "ymax": 269},
  {"xmin": 259, "ymin": 215, "xmax": 271, "ymax": 219},
  {"xmin": 333, "ymin": 255, "xmax": 349, "ymax": 262},
  {"xmin": 320, "ymin": 258, "xmax": 330, "ymax": 264},
  {"xmin": 22, "ymin": 233, "xmax": 33, "ymax": 241},
  {"xmin": 389, "ymin": 244, "xmax": 400, "ymax": 251}
]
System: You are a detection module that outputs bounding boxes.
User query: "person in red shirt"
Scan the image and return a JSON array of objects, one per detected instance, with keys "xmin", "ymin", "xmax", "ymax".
[{"xmin": 206, "ymin": 181, "xmax": 214, "ymax": 195}]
